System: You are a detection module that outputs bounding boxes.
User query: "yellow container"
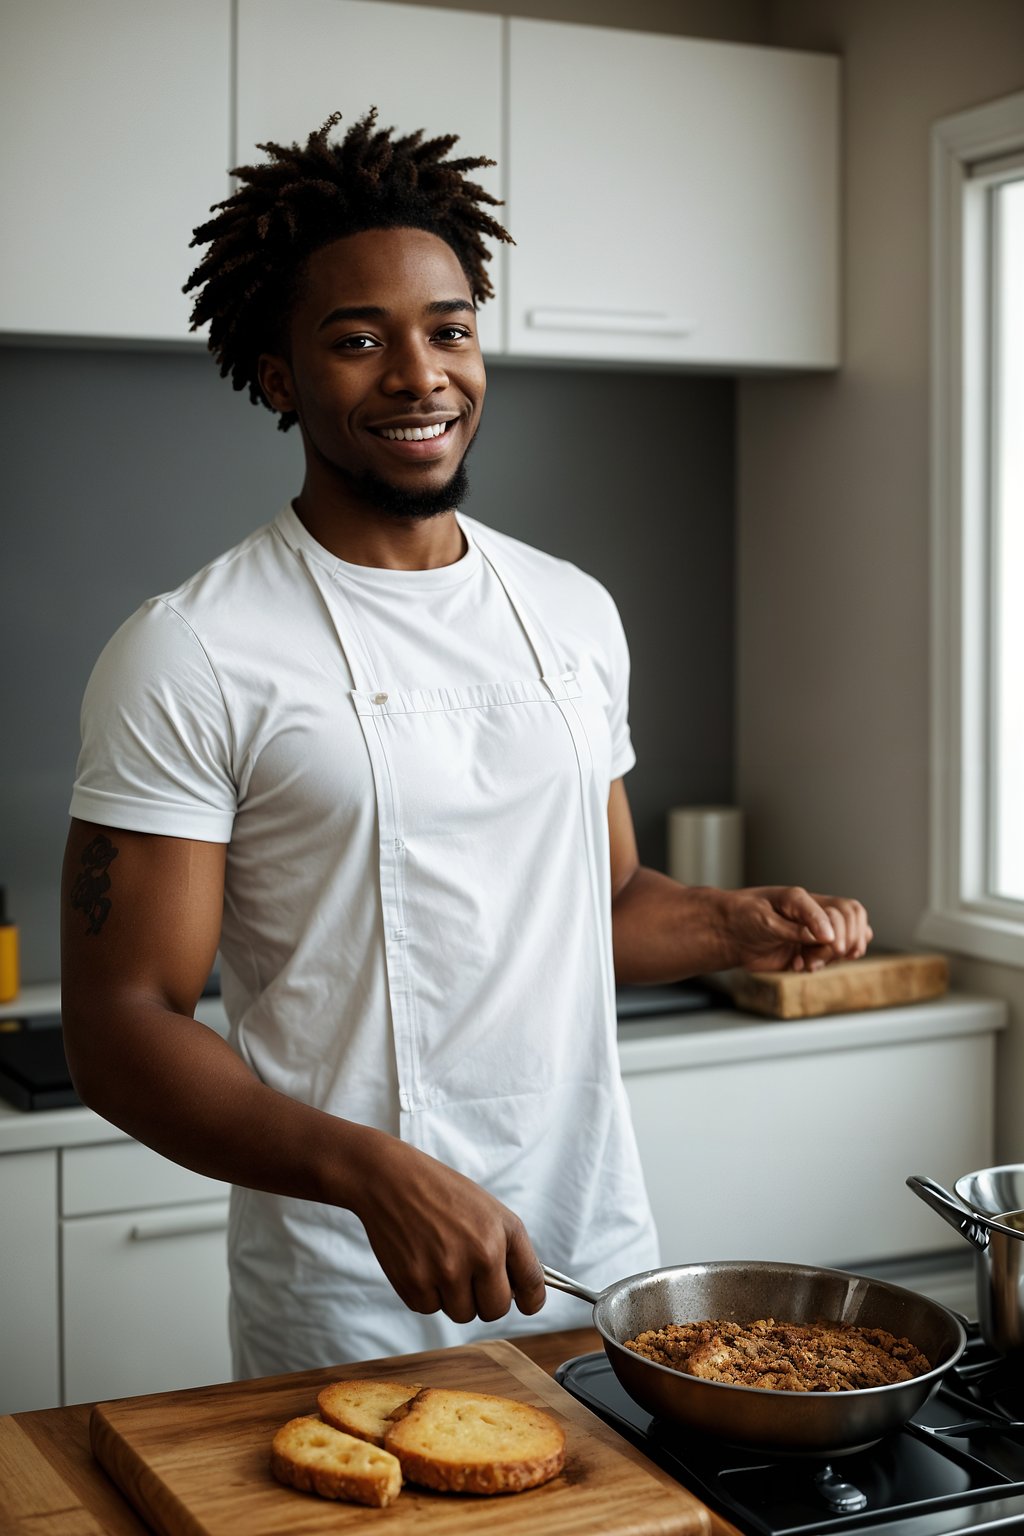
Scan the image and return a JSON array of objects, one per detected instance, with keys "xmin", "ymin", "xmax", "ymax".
[{"xmin": 0, "ymin": 888, "xmax": 19, "ymax": 1004}]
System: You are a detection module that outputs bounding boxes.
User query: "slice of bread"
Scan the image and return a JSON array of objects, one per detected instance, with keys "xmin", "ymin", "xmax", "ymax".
[
  {"xmin": 317, "ymin": 1379, "xmax": 423, "ymax": 1447},
  {"xmin": 270, "ymin": 1415, "xmax": 403, "ymax": 1507},
  {"xmin": 383, "ymin": 1387, "xmax": 566, "ymax": 1495}
]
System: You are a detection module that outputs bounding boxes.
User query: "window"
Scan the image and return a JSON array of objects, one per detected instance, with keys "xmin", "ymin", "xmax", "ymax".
[{"xmin": 920, "ymin": 91, "xmax": 1024, "ymax": 965}]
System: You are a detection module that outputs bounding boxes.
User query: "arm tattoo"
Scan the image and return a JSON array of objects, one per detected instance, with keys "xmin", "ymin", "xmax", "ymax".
[{"xmin": 70, "ymin": 834, "xmax": 119, "ymax": 935}]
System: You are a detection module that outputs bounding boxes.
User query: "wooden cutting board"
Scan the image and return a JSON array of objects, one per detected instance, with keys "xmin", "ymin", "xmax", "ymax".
[
  {"xmin": 722, "ymin": 951, "xmax": 949, "ymax": 1020},
  {"xmin": 90, "ymin": 1338, "xmax": 711, "ymax": 1536}
]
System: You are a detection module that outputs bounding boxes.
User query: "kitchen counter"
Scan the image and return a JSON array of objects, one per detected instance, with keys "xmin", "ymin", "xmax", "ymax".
[
  {"xmin": 0, "ymin": 1328, "xmax": 742, "ymax": 1536},
  {"xmin": 0, "ymin": 984, "xmax": 1005, "ymax": 1155},
  {"xmin": 0, "ymin": 984, "xmax": 1000, "ymax": 1419}
]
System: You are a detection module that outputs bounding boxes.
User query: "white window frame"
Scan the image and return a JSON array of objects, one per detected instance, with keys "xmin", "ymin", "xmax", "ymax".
[{"xmin": 918, "ymin": 90, "xmax": 1024, "ymax": 967}]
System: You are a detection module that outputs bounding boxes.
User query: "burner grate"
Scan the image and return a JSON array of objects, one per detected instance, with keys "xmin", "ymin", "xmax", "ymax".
[{"xmin": 556, "ymin": 1347, "xmax": 1024, "ymax": 1536}]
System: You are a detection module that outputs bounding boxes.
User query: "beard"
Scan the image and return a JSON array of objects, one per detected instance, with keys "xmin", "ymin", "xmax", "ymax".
[
  {"xmin": 344, "ymin": 455, "xmax": 472, "ymax": 519},
  {"xmin": 337, "ymin": 425, "xmax": 477, "ymax": 519}
]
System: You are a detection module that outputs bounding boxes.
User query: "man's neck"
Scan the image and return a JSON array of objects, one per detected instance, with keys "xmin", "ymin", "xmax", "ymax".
[{"xmin": 292, "ymin": 491, "xmax": 467, "ymax": 570}]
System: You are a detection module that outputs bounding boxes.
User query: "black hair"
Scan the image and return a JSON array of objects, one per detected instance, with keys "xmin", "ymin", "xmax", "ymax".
[{"xmin": 184, "ymin": 108, "xmax": 512, "ymax": 430}]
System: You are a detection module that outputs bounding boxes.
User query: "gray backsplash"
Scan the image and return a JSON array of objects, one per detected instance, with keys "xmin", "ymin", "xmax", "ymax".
[{"xmin": 1, "ymin": 345, "xmax": 735, "ymax": 982}]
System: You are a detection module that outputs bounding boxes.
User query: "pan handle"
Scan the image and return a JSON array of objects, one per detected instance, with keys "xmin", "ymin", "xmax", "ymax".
[
  {"xmin": 907, "ymin": 1174, "xmax": 991, "ymax": 1251},
  {"xmin": 542, "ymin": 1264, "xmax": 602, "ymax": 1305}
]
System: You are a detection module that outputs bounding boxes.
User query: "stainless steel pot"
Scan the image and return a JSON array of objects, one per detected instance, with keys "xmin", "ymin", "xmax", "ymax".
[
  {"xmin": 544, "ymin": 1259, "xmax": 965, "ymax": 1455},
  {"xmin": 909, "ymin": 1169, "xmax": 1024, "ymax": 1354}
]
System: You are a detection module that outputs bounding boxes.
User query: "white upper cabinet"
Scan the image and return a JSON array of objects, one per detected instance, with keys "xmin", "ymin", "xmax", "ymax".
[
  {"xmin": 0, "ymin": 0, "xmax": 231, "ymax": 345},
  {"xmin": 505, "ymin": 20, "xmax": 840, "ymax": 369},
  {"xmin": 235, "ymin": 0, "xmax": 506, "ymax": 356},
  {"xmin": 0, "ymin": 3, "xmax": 839, "ymax": 370}
]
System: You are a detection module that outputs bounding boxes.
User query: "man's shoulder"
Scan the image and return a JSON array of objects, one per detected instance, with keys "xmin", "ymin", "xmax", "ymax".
[
  {"xmin": 157, "ymin": 518, "xmax": 284, "ymax": 616},
  {"xmin": 462, "ymin": 515, "xmax": 621, "ymax": 629}
]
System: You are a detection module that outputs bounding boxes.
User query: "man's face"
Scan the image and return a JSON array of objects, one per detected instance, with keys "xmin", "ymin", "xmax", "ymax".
[{"xmin": 259, "ymin": 227, "xmax": 486, "ymax": 518}]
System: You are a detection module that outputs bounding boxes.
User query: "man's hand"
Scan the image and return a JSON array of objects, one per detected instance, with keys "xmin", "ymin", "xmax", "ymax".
[
  {"xmin": 347, "ymin": 1131, "xmax": 548, "ymax": 1326},
  {"xmin": 722, "ymin": 886, "xmax": 873, "ymax": 973}
]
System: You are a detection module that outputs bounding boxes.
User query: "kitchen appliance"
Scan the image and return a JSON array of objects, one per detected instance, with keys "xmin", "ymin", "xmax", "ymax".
[
  {"xmin": 0, "ymin": 1013, "xmax": 79, "ymax": 1110},
  {"xmin": 557, "ymin": 1324, "xmax": 1024, "ymax": 1536},
  {"xmin": 616, "ymin": 980, "xmax": 726, "ymax": 1018}
]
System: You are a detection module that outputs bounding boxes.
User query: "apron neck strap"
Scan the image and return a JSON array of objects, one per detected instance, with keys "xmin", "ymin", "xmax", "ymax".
[{"xmin": 467, "ymin": 523, "xmax": 565, "ymax": 682}]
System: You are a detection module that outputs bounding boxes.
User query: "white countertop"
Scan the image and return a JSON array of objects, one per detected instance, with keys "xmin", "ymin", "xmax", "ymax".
[{"xmin": 0, "ymin": 985, "xmax": 1006, "ymax": 1156}]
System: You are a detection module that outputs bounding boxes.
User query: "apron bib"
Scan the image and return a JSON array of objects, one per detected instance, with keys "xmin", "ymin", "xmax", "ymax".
[{"xmin": 229, "ymin": 521, "xmax": 657, "ymax": 1376}]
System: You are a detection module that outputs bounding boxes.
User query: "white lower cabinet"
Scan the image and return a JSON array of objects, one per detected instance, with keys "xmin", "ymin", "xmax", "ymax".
[
  {"xmin": 61, "ymin": 1198, "xmax": 231, "ymax": 1405},
  {"xmin": 621, "ymin": 1024, "xmax": 997, "ymax": 1273},
  {"xmin": 0, "ymin": 1150, "xmax": 60, "ymax": 1414},
  {"xmin": 60, "ymin": 1142, "xmax": 232, "ymax": 1406}
]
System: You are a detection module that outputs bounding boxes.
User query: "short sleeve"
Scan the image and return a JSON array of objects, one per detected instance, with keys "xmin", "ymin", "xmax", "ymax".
[
  {"xmin": 602, "ymin": 590, "xmax": 637, "ymax": 781},
  {"xmin": 69, "ymin": 598, "xmax": 236, "ymax": 842}
]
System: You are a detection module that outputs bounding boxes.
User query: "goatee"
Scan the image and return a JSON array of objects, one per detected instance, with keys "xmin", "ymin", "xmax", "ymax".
[{"xmin": 344, "ymin": 456, "xmax": 472, "ymax": 520}]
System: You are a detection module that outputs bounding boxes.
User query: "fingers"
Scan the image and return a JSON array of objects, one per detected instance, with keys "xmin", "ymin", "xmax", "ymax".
[
  {"xmin": 410, "ymin": 1219, "xmax": 545, "ymax": 1326},
  {"xmin": 740, "ymin": 887, "xmax": 873, "ymax": 973},
  {"xmin": 813, "ymin": 896, "xmax": 873, "ymax": 960},
  {"xmin": 359, "ymin": 1142, "xmax": 545, "ymax": 1329},
  {"xmin": 773, "ymin": 886, "xmax": 837, "ymax": 947},
  {"xmin": 506, "ymin": 1221, "xmax": 547, "ymax": 1318}
]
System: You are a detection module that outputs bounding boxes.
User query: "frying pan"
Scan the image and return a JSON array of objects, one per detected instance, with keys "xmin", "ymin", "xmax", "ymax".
[{"xmin": 544, "ymin": 1259, "xmax": 966, "ymax": 1455}]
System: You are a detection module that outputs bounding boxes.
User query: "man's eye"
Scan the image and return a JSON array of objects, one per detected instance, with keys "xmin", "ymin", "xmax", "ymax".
[
  {"xmin": 336, "ymin": 334, "xmax": 378, "ymax": 350},
  {"xmin": 435, "ymin": 326, "xmax": 471, "ymax": 343}
]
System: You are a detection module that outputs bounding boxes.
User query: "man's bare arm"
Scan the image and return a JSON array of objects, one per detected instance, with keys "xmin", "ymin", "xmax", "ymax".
[
  {"xmin": 60, "ymin": 819, "xmax": 545, "ymax": 1324},
  {"xmin": 607, "ymin": 780, "xmax": 872, "ymax": 981}
]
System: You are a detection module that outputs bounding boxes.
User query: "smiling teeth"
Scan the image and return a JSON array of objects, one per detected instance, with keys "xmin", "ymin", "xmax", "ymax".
[{"xmin": 380, "ymin": 423, "xmax": 447, "ymax": 441}]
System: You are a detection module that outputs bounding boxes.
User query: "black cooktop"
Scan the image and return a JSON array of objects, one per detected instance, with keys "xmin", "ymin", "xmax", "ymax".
[
  {"xmin": 0, "ymin": 1014, "xmax": 79, "ymax": 1110},
  {"xmin": 557, "ymin": 1336, "xmax": 1024, "ymax": 1536}
]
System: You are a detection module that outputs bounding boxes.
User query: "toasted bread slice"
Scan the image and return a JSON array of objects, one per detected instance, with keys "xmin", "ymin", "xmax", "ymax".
[
  {"xmin": 383, "ymin": 1387, "xmax": 566, "ymax": 1495},
  {"xmin": 317, "ymin": 1378, "xmax": 423, "ymax": 1447},
  {"xmin": 270, "ymin": 1415, "xmax": 402, "ymax": 1507}
]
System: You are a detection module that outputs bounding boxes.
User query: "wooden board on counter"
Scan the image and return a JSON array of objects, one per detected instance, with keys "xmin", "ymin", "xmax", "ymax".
[
  {"xmin": 90, "ymin": 1338, "xmax": 711, "ymax": 1536},
  {"xmin": 722, "ymin": 952, "xmax": 949, "ymax": 1020}
]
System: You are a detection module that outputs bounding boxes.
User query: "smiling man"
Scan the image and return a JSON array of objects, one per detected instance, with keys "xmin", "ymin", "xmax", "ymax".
[{"xmin": 61, "ymin": 111, "xmax": 871, "ymax": 1380}]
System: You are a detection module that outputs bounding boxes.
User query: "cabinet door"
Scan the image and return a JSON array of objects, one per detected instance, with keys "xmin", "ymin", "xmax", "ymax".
[
  {"xmin": 62, "ymin": 1199, "xmax": 231, "ymax": 1404},
  {"xmin": 507, "ymin": 21, "xmax": 839, "ymax": 369},
  {"xmin": 623, "ymin": 1033, "xmax": 995, "ymax": 1269},
  {"xmin": 0, "ymin": 1150, "xmax": 59, "ymax": 1413},
  {"xmin": 0, "ymin": 0, "xmax": 230, "ymax": 343},
  {"xmin": 236, "ymin": 0, "xmax": 505, "ymax": 355}
]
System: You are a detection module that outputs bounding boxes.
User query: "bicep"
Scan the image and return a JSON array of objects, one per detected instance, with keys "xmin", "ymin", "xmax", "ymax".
[
  {"xmin": 607, "ymin": 777, "xmax": 640, "ymax": 900},
  {"xmin": 61, "ymin": 818, "xmax": 226, "ymax": 1021}
]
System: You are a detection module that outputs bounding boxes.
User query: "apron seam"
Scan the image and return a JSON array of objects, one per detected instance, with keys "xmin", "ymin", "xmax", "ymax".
[
  {"xmin": 363, "ymin": 695, "xmax": 559, "ymax": 718},
  {"xmin": 368, "ymin": 709, "xmax": 423, "ymax": 1109}
]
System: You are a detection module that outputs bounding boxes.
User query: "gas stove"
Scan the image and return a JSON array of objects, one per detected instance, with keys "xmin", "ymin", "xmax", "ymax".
[{"xmin": 556, "ymin": 1332, "xmax": 1024, "ymax": 1535}]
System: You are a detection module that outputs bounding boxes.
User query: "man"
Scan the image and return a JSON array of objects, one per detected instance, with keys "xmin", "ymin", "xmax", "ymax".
[{"xmin": 61, "ymin": 111, "xmax": 871, "ymax": 1378}]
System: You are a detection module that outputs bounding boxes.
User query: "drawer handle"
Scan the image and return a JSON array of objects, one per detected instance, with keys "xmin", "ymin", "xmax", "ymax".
[
  {"xmin": 129, "ymin": 1203, "xmax": 229, "ymax": 1241},
  {"xmin": 526, "ymin": 307, "xmax": 694, "ymax": 338}
]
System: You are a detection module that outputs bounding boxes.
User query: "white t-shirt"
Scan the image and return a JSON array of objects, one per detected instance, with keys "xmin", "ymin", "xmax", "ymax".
[
  {"xmin": 70, "ymin": 504, "xmax": 658, "ymax": 1365},
  {"xmin": 71, "ymin": 505, "xmax": 636, "ymax": 1121}
]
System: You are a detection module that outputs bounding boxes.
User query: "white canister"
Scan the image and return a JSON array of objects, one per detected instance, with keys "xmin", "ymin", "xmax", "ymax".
[{"xmin": 667, "ymin": 806, "xmax": 744, "ymax": 889}]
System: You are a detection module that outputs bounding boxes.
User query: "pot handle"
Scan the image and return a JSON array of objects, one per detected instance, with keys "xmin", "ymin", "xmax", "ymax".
[
  {"xmin": 907, "ymin": 1174, "xmax": 991, "ymax": 1251},
  {"xmin": 542, "ymin": 1264, "xmax": 602, "ymax": 1306}
]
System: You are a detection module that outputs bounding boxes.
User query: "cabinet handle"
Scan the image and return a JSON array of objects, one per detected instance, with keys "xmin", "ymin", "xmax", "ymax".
[
  {"xmin": 129, "ymin": 1203, "xmax": 229, "ymax": 1241},
  {"xmin": 526, "ymin": 307, "xmax": 694, "ymax": 338}
]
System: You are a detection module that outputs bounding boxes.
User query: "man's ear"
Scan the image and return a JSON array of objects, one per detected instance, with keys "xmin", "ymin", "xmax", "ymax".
[{"xmin": 258, "ymin": 353, "xmax": 296, "ymax": 415}]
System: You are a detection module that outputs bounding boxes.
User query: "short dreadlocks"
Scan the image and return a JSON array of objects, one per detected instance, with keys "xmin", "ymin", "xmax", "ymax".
[{"xmin": 184, "ymin": 108, "xmax": 512, "ymax": 430}]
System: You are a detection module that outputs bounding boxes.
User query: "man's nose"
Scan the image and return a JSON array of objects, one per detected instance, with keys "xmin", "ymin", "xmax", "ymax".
[{"xmin": 382, "ymin": 338, "xmax": 448, "ymax": 396}]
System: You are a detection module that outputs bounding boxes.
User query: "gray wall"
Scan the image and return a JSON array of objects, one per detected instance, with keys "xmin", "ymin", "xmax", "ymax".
[
  {"xmin": 2, "ymin": 345, "xmax": 735, "ymax": 982},
  {"xmin": 738, "ymin": 0, "xmax": 1024, "ymax": 1158}
]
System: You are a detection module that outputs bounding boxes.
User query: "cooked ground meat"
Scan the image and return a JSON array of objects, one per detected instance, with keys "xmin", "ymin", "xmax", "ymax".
[{"xmin": 623, "ymin": 1318, "xmax": 931, "ymax": 1392}]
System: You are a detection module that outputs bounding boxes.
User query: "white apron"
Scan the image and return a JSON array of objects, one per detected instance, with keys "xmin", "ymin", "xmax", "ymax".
[{"xmin": 229, "ymin": 522, "xmax": 658, "ymax": 1376}]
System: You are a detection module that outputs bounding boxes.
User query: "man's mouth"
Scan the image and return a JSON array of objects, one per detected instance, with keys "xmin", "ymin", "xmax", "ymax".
[{"xmin": 376, "ymin": 421, "xmax": 451, "ymax": 441}]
